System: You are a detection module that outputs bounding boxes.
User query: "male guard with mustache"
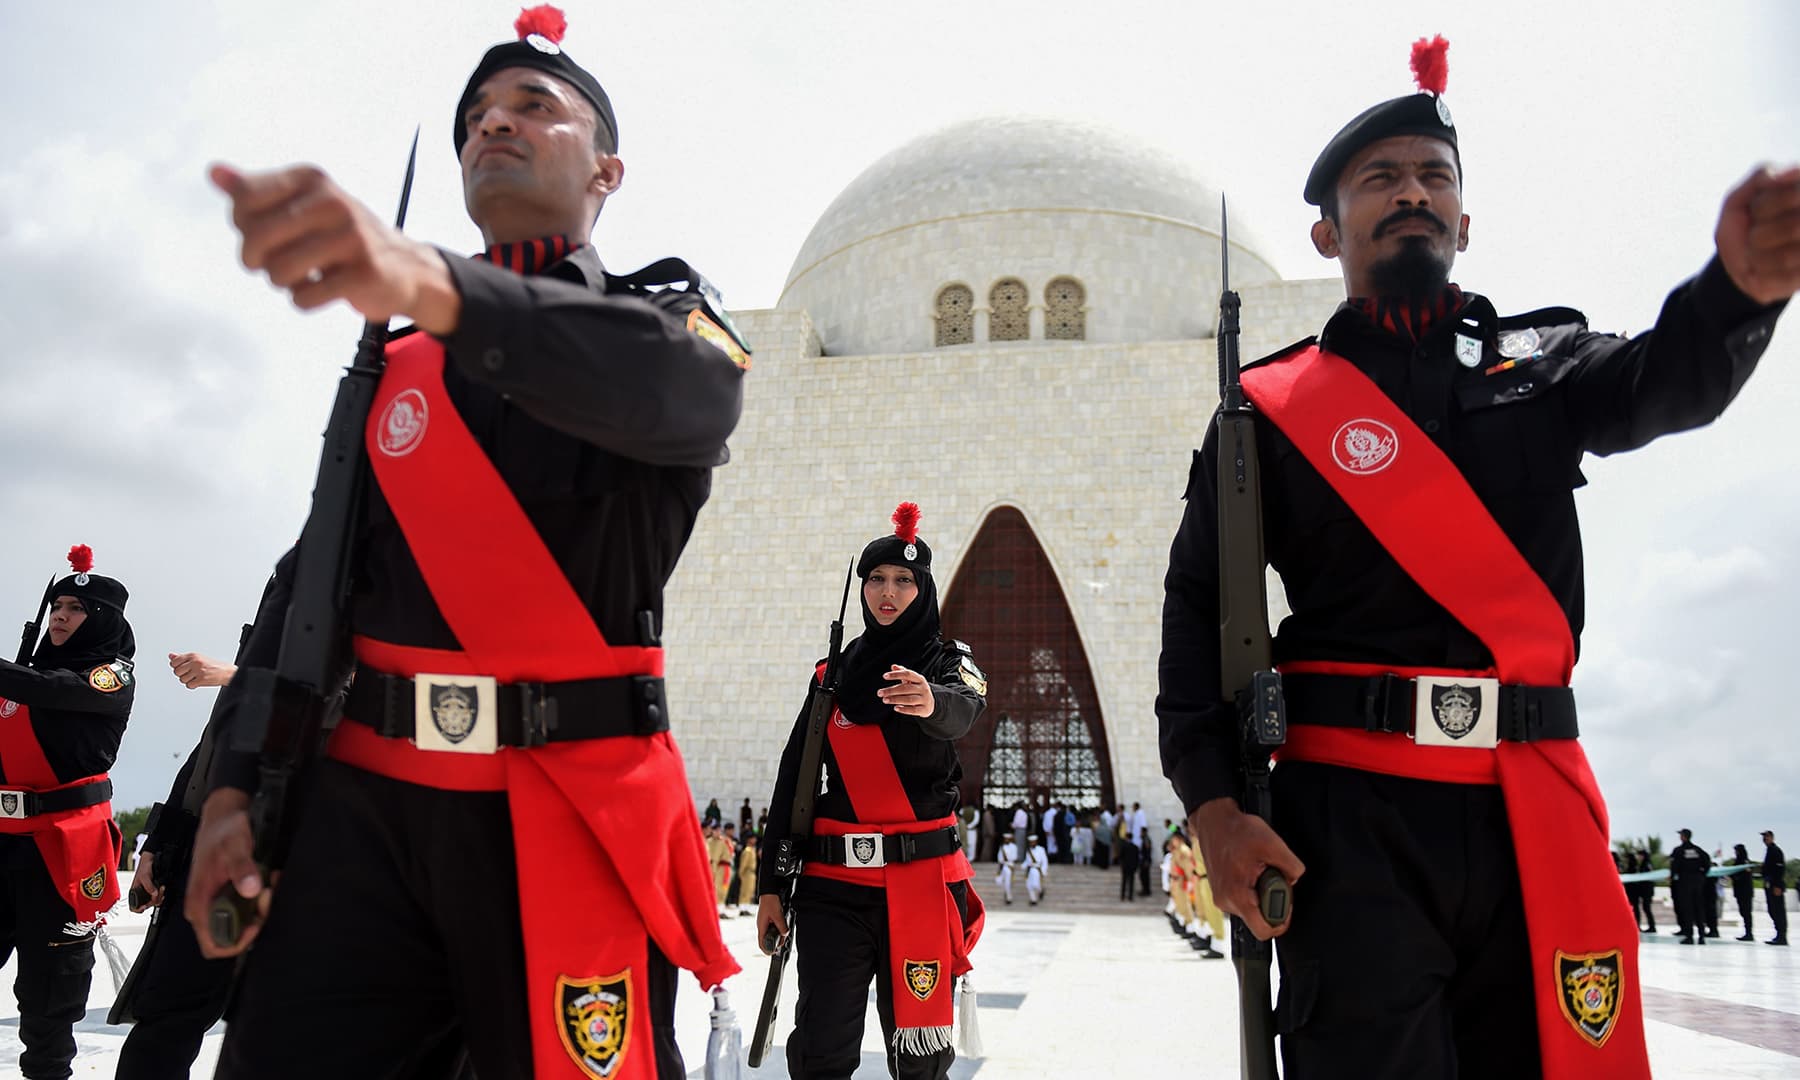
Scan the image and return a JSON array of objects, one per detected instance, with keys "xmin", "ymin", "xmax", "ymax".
[{"xmin": 1158, "ymin": 36, "xmax": 1799, "ymax": 1079}]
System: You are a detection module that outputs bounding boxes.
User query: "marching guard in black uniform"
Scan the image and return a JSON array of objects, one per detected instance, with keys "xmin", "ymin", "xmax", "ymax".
[
  {"xmin": 1159, "ymin": 36, "xmax": 1797, "ymax": 1079},
  {"xmin": 757, "ymin": 503, "xmax": 987, "ymax": 1080},
  {"xmin": 183, "ymin": 7, "xmax": 744, "ymax": 1077},
  {"xmin": 0, "ymin": 546, "xmax": 134, "ymax": 1080}
]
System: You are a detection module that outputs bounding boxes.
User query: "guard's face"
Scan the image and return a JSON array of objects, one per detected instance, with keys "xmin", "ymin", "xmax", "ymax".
[
  {"xmin": 459, "ymin": 67, "xmax": 621, "ymax": 227},
  {"xmin": 46, "ymin": 596, "xmax": 86, "ymax": 646},
  {"xmin": 1314, "ymin": 135, "xmax": 1469, "ymax": 293},
  {"xmin": 864, "ymin": 564, "xmax": 919, "ymax": 627}
]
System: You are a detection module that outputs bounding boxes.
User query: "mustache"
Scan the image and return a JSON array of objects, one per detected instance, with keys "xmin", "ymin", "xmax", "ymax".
[{"xmin": 1375, "ymin": 207, "xmax": 1448, "ymax": 237}]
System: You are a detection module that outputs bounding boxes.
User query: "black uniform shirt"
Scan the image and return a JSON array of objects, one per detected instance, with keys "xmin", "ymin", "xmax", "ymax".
[
  {"xmin": 1764, "ymin": 843, "xmax": 1788, "ymax": 888},
  {"xmin": 756, "ymin": 642, "xmax": 985, "ymax": 896},
  {"xmin": 0, "ymin": 659, "xmax": 132, "ymax": 784},
  {"xmin": 1159, "ymin": 257, "xmax": 1786, "ymax": 815},
  {"xmin": 210, "ymin": 246, "xmax": 744, "ymax": 793},
  {"xmin": 1670, "ymin": 840, "xmax": 1713, "ymax": 882}
]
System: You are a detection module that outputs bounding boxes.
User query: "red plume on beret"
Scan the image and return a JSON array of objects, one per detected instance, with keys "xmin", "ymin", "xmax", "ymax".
[
  {"xmin": 514, "ymin": 4, "xmax": 568, "ymax": 44},
  {"xmin": 1411, "ymin": 35, "xmax": 1449, "ymax": 96},
  {"xmin": 67, "ymin": 544, "xmax": 94, "ymax": 574},
  {"xmin": 891, "ymin": 502, "xmax": 921, "ymax": 545}
]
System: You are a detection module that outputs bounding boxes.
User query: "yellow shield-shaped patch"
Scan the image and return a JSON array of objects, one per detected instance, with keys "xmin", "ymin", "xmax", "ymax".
[
  {"xmin": 687, "ymin": 309, "xmax": 752, "ymax": 370},
  {"xmin": 557, "ymin": 971, "xmax": 632, "ymax": 1078},
  {"xmin": 1555, "ymin": 949, "xmax": 1623, "ymax": 1048},
  {"xmin": 904, "ymin": 959, "xmax": 940, "ymax": 1002},
  {"xmin": 958, "ymin": 656, "xmax": 987, "ymax": 697},
  {"xmin": 88, "ymin": 666, "xmax": 121, "ymax": 693},
  {"xmin": 81, "ymin": 865, "xmax": 108, "ymax": 901}
]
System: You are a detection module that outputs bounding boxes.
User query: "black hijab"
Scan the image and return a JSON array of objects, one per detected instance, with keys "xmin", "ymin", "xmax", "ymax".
[
  {"xmin": 834, "ymin": 502, "xmax": 946, "ymax": 725},
  {"xmin": 25, "ymin": 546, "xmax": 135, "ymax": 672}
]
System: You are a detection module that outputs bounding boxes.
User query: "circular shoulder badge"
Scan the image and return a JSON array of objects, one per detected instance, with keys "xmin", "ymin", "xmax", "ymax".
[
  {"xmin": 0, "ymin": 700, "xmax": 17, "ymax": 718},
  {"xmin": 377, "ymin": 390, "xmax": 430, "ymax": 457},
  {"xmin": 1331, "ymin": 419, "xmax": 1400, "ymax": 475}
]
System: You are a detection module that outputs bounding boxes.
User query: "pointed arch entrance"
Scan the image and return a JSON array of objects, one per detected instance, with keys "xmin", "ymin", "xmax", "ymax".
[{"xmin": 940, "ymin": 506, "xmax": 1114, "ymax": 811}]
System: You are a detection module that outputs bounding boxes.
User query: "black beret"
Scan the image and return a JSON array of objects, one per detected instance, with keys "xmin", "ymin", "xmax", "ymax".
[
  {"xmin": 51, "ymin": 573, "xmax": 128, "ymax": 613},
  {"xmin": 1304, "ymin": 93, "xmax": 1457, "ymax": 206},
  {"xmin": 453, "ymin": 6, "xmax": 617, "ymax": 158},
  {"xmin": 856, "ymin": 502, "xmax": 932, "ymax": 579}
]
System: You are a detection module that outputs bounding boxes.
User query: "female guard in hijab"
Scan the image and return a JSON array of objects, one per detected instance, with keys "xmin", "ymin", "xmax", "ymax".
[
  {"xmin": 757, "ymin": 502, "xmax": 989, "ymax": 1080},
  {"xmin": 0, "ymin": 544, "xmax": 135, "ymax": 1079}
]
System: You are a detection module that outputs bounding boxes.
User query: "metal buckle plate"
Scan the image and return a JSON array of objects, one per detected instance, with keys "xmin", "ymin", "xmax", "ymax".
[
  {"xmin": 413, "ymin": 673, "xmax": 499, "ymax": 754},
  {"xmin": 842, "ymin": 832, "xmax": 886, "ymax": 869},
  {"xmin": 1412, "ymin": 675, "xmax": 1501, "ymax": 749},
  {"xmin": 0, "ymin": 788, "xmax": 25, "ymax": 819}
]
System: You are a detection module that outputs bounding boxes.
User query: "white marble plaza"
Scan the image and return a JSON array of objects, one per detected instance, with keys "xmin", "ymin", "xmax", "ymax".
[{"xmin": 4, "ymin": 871, "xmax": 1793, "ymax": 1077}]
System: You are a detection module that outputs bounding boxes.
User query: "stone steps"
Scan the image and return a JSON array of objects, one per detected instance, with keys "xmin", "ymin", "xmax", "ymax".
[{"xmin": 973, "ymin": 860, "xmax": 1167, "ymax": 916}]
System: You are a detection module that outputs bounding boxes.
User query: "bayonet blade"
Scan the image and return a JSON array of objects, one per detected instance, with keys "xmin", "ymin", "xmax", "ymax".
[
  {"xmin": 393, "ymin": 126, "xmax": 420, "ymax": 230},
  {"xmin": 1221, "ymin": 193, "xmax": 1230, "ymax": 294}
]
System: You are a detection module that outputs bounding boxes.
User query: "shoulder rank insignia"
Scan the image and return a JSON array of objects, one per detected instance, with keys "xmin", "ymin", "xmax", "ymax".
[
  {"xmin": 687, "ymin": 308, "xmax": 752, "ymax": 371},
  {"xmin": 556, "ymin": 971, "xmax": 633, "ymax": 1078},
  {"xmin": 87, "ymin": 660, "xmax": 132, "ymax": 694},
  {"xmin": 950, "ymin": 639, "xmax": 973, "ymax": 655},
  {"xmin": 958, "ymin": 655, "xmax": 988, "ymax": 697}
]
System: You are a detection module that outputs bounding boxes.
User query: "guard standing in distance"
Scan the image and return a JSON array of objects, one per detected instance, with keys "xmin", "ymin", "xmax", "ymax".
[
  {"xmin": 1728, "ymin": 843, "xmax": 1758, "ymax": 942},
  {"xmin": 1630, "ymin": 849, "xmax": 1657, "ymax": 933},
  {"xmin": 1022, "ymin": 833, "xmax": 1048, "ymax": 905},
  {"xmin": 1670, "ymin": 829, "xmax": 1712, "ymax": 945},
  {"xmin": 1158, "ymin": 35, "xmax": 1797, "ymax": 1079},
  {"xmin": 995, "ymin": 832, "xmax": 1020, "ymax": 905},
  {"xmin": 182, "ymin": 7, "xmax": 744, "ymax": 1077},
  {"xmin": 1762, "ymin": 830, "xmax": 1788, "ymax": 945},
  {"xmin": 0, "ymin": 545, "xmax": 134, "ymax": 1080},
  {"xmin": 756, "ymin": 503, "xmax": 987, "ymax": 1080}
]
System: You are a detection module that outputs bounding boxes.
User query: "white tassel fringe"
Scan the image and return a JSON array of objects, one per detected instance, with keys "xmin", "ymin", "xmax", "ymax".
[{"xmin": 956, "ymin": 973, "xmax": 983, "ymax": 1057}]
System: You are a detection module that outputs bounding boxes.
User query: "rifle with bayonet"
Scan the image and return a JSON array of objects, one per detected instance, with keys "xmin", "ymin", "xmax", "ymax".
[
  {"xmin": 17, "ymin": 577, "xmax": 55, "ymax": 664},
  {"xmin": 747, "ymin": 560, "xmax": 854, "ymax": 1069},
  {"xmin": 207, "ymin": 130, "xmax": 420, "ymax": 949},
  {"xmin": 1216, "ymin": 195, "xmax": 1292, "ymax": 1080}
]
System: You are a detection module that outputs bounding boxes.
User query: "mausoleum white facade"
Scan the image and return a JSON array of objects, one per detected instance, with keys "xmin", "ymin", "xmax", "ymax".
[{"xmin": 664, "ymin": 117, "xmax": 1341, "ymax": 827}]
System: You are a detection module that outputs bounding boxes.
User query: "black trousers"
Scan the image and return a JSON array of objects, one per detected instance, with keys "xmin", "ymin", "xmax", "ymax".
[
  {"xmin": 1768, "ymin": 886, "xmax": 1789, "ymax": 940},
  {"xmin": 0, "ymin": 835, "xmax": 94, "ymax": 1080},
  {"xmin": 1270, "ymin": 762, "xmax": 1540, "ymax": 1080},
  {"xmin": 1632, "ymin": 884, "xmax": 1656, "ymax": 931},
  {"xmin": 787, "ymin": 875, "xmax": 967, "ymax": 1080},
  {"xmin": 113, "ymin": 871, "xmax": 234, "ymax": 1080},
  {"xmin": 1733, "ymin": 886, "xmax": 1755, "ymax": 935},
  {"xmin": 1673, "ymin": 879, "xmax": 1705, "ymax": 938},
  {"xmin": 216, "ymin": 761, "xmax": 683, "ymax": 1079},
  {"xmin": 1136, "ymin": 841, "xmax": 1152, "ymax": 895},
  {"xmin": 1118, "ymin": 843, "xmax": 1139, "ymax": 900},
  {"xmin": 1092, "ymin": 838, "xmax": 1110, "ymax": 870},
  {"xmin": 1705, "ymin": 883, "xmax": 1720, "ymax": 935}
]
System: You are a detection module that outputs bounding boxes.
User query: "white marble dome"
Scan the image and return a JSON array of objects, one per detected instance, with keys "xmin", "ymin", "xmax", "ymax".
[{"xmin": 777, "ymin": 115, "xmax": 1281, "ymax": 356}]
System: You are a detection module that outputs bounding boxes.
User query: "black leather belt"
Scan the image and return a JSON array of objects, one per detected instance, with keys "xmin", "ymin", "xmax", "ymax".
[
  {"xmin": 344, "ymin": 671, "xmax": 668, "ymax": 748},
  {"xmin": 1282, "ymin": 672, "xmax": 1578, "ymax": 742},
  {"xmin": 0, "ymin": 778, "xmax": 112, "ymax": 820},
  {"xmin": 808, "ymin": 827, "xmax": 961, "ymax": 867}
]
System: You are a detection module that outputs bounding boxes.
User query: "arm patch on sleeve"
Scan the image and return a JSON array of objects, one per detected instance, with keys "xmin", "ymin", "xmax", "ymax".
[
  {"xmin": 958, "ymin": 655, "xmax": 987, "ymax": 697},
  {"xmin": 87, "ymin": 660, "xmax": 134, "ymax": 693},
  {"xmin": 686, "ymin": 308, "xmax": 752, "ymax": 370}
]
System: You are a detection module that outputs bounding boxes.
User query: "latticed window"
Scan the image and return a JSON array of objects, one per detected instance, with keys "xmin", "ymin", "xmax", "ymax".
[
  {"xmin": 989, "ymin": 278, "xmax": 1029, "ymax": 342},
  {"xmin": 1044, "ymin": 276, "xmax": 1086, "ymax": 340},
  {"xmin": 942, "ymin": 507, "xmax": 1113, "ymax": 810},
  {"xmin": 934, "ymin": 284, "xmax": 973, "ymax": 347}
]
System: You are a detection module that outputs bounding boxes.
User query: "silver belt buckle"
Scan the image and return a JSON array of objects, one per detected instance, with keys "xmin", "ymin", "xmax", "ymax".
[
  {"xmin": 413, "ymin": 673, "xmax": 499, "ymax": 754},
  {"xmin": 1412, "ymin": 675, "xmax": 1501, "ymax": 749},
  {"xmin": 0, "ymin": 789, "xmax": 25, "ymax": 819},
  {"xmin": 843, "ymin": 832, "xmax": 886, "ymax": 868}
]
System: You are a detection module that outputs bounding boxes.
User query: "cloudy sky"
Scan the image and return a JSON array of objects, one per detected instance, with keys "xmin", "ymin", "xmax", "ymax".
[{"xmin": 2, "ymin": 1, "xmax": 1795, "ymax": 852}]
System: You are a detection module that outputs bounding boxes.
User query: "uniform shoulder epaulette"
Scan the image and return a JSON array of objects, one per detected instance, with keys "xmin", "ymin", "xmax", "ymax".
[
  {"xmin": 1496, "ymin": 306, "xmax": 1588, "ymax": 332},
  {"xmin": 948, "ymin": 639, "xmax": 973, "ymax": 656},
  {"xmin": 1242, "ymin": 336, "xmax": 1320, "ymax": 371},
  {"xmin": 86, "ymin": 658, "xmax": 134, "ymax": 694},
  {"xmin": 607, "ymin": 256, "xmax": 752, "ymax": 369}
]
